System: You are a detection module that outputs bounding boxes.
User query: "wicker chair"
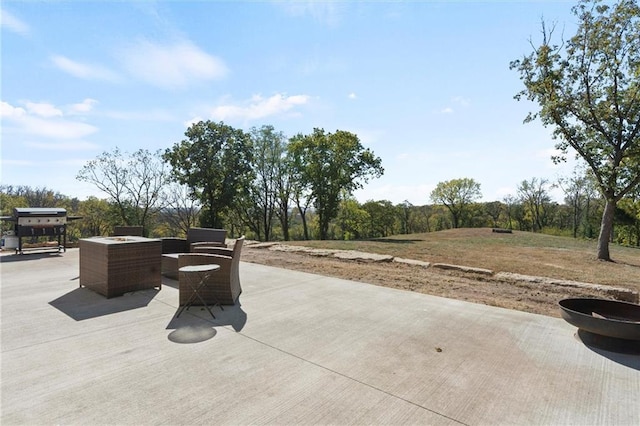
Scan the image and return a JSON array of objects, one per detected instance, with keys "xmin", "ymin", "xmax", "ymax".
[
  {"xmin": 113, "ymin": 226, "xmax": 144, "ymax": 237},
  {"xmin": 177, "ymin": 236, "xmax": 245, "ymax": 306},
  {"xmin": 161, "ymin": 227, "xmax": 227, "ymax": 254}
]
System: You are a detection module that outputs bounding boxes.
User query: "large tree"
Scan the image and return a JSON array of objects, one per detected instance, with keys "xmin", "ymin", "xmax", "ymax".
[
  {"xmin": 511, "ymin": 0, "xmax": 640, "ymax": 260},
  {"xmin": 288, "ymin": 128, "xmax": 384, "ymax": 240},
  {"xmin": 430, "ymin": 178, "xmax": 482, "ymax": 228},
  {"xmin": 77, "ymin": 148, "xmax": 168, "ymax": 234},
  {"xmin": 163, "ymin": 121, "xmax": 254, "ymax": 229},
  {"xmin": 241, "ymin": 125, "xmax": 288, "ymax": 241}
]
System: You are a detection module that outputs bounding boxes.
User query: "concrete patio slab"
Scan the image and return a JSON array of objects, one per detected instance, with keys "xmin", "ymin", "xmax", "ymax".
[{"xmin": 1, "ymin": 248, "xmax": 638, "ymax": 425}]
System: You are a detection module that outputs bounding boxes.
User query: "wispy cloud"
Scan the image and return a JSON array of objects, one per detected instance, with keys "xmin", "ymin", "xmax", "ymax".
[
  {"xmin": 209, "ymin": 93, "xmax": 310, "ymax": 122},
  {"xmin": 277, "ymin": 1, "xmax": 344, "ymax": 26},
  {"xmin": 117, "ymin": 39, "xmax": 228, "ymax": 90},
  {"xmin": 67, "ymin": 98, "xmax": 99, "ymax": 115},
  {"xmin": 348, "ymin": 92, "xmax": 357, "ymax": 100},
  {"xmin": 1, "ymin": 100, "xmax": 98, "ymax": 140},
  {"xmin": 25, "ymin": 140, "xmax": 100, "ymax": 151},
  {"xmin": 1, "ymin": 8, "xmax": 29, "ymax": 36},
  {"xmin": 452, "ymin": 96, "xmax": 471, "ymax": 107},
  {"xmin": 25, "ymin": 102, "xmax": 63, "ymax": 118},
  {"xmin": 51, "ymin": 55, "xmax": 119, "ymax": 82},
  {"xmin": 439, "ymin": 96, "xmax": 471, "ymax": 114}
]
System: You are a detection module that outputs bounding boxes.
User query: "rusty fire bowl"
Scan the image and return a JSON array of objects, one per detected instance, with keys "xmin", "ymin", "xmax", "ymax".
[{"xmin": 559, "ymin": 298, "xmax": 640, "ymax": 341}]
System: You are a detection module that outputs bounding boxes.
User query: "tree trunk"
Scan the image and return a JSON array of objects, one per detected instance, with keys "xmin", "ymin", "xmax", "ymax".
[{"xmin": 597, "ymin": 199, "xmax": 615, "ymax": 261}]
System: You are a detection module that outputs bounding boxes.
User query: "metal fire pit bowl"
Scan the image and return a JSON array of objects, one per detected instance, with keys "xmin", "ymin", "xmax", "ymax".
[{"xmin": 559, "ymin": 298, "xmax": 640, "ymax": 341}]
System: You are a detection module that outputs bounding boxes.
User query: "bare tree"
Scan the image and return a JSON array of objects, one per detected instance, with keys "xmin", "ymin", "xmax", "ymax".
[
  {"xmin": 161, "ymin": 182, "xmax": 200, "ymax": 236},
  {"xmin": 77, "ymin": 148, "xmax": 169, "ymax": 234}
]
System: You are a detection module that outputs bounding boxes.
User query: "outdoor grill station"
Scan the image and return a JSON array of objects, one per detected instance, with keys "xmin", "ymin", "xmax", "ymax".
[{"xmin": 1, "ymin": 208, "xmax": 82, "ymax": 254}]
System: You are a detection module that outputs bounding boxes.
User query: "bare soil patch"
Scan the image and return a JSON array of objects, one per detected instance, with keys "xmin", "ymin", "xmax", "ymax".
[{"xmin": 242, "ymin": 245, "xmax": 620, "ymax": 318}]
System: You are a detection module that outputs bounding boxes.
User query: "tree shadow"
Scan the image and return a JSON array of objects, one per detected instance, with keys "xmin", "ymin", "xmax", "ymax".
[
  {"xmin": 49, "ymin": 287, "xmax": 158, "ymax": 321},
  {"xmin": 371, "ymin": 238, "xmax": 423, "ymax": 244}
]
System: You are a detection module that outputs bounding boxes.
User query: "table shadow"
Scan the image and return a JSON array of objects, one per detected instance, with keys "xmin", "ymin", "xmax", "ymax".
[
  {"xmin": 166, "ymin": 301, "xmax": 247, "ymax": 333},
  {"xmin": 49, "ymin": 287, "xmax": 158, "ymax": 321}
]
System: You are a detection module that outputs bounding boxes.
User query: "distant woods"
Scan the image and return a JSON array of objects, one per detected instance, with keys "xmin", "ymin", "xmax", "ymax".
[{"xmin": 2, "ymin": 162, "xmax": 639, "ymax": 248}]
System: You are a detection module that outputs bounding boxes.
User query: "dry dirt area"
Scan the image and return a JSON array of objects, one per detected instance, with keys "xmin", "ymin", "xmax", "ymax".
[{"xmin": 241, "ymin": 243, "xmax": 629, "ymax": 318}]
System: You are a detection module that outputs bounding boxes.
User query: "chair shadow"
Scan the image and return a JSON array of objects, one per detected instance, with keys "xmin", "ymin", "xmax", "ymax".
[
  {"xmin": 577, "ymin": 329, "xmax": 640, "ymax": 371},
  {"xmin": 49, "ymin": 287, "xmax": 158, "ymax": 321},
  {"xmin": 166, "ymin": 300, "xmax": 248, "ymax": 333}
]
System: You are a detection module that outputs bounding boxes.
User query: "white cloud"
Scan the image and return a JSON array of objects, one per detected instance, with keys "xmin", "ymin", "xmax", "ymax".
[
  {"xmin": 1, "ymin": 100, "xmax": 98, "ymax": 139},
  {"xmin": 1, "ymin": 101, "xmax": 26, "ymax": 118},
  {"xmin": 67, "ymin": 98, "xmax": 99, "ymax": 114},
  {"xmin": 440, "ymin": 107, "xmax": 454, "ymax": 114},
  {"xmin": 118, "ymin": 39, "xmax": 228, "ymax": 90},
  {"xmin": 210, "ymin": 93, "xmax": 310, "ymax": 122},
  {"xmin": 25, "ymin": 102, "xmax": 63, "ymax": 118},
  {"xmin": 184, "ymin": 116, "xmax": 204, "ymax": 128},
  {"xmin": 51, "ymin": 55, "xmax": 119, "ymax": 81},
  {"xmin": 348, "ymin": 92, "xmax": 357, "ymax": 99},
  {"xmin": 1, "ymin": 9, "xmax": 29, "ymax": 36}
]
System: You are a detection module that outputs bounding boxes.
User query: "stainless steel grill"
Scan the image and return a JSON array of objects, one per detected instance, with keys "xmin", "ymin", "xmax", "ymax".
[{"xmin": 2, "ymin": 208, "xmax": 79, "ymax": 254}]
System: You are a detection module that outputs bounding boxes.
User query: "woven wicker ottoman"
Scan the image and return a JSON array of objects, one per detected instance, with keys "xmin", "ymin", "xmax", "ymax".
[{"xmin": 79, "ymin": 236, "xmax": 162, "ymax": 298}]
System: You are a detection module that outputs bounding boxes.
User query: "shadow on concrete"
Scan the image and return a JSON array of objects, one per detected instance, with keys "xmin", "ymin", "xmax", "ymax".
[
  {"xmin": 0, "ymin": 251, "xmax": 64, "ymax": 262},
  {"xmin": 577, "ymin": 330, "xmax": 640, "ymax": 371},
  {"xmin": 49, "ymin": 287, "xmax": 158, "ymax": 321},
  {"xmin": 161, "ymin": 276, "xmax": 178, "ymax": 289},
  {"xmin": 166, "ymin": 301, "xmax": 247, "ymax": 333}
]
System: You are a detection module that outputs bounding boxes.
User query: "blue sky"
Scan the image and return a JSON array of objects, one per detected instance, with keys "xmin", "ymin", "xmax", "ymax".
[{"xmin": 1, "ymin": 0, "xmax": 581, "ymax": 205}]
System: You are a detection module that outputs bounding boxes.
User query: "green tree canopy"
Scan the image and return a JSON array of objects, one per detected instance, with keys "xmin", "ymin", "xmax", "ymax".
[
  {"xmin": 163, "ymin": 121, "xmax": 254, "ymax": 229},
  {"xmin": 510, "ymin": 0, "xmax": 640, "ymax": 260},
  {"xmin": 288, "ymin": 128, "xmax": 384, "ymax": 240},
  {"xmin": 430, "ymin": 178, "xmax": 482, "ymax": 228}
]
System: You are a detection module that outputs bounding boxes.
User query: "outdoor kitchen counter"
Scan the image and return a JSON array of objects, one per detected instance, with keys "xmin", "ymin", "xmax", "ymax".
[{"xmin": 79, "ymin": 236, "xmax": 162, "ymax": 298}]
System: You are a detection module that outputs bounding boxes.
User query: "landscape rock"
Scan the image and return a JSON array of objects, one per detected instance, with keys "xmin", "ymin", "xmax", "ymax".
[
  {"xmin": 495, "ymin": 272, "xmax": 639, "ymax": 303},
  {"xmin": 432, "ymin": 263, "xmax": 493, "ymax": 275},
  {"xmin": 393, "ymin": 257, "xmax": 431, "ymax": 268},
  {"xmin": 333, "ymin": 250, "xmax": 394, "ymax": 262}
]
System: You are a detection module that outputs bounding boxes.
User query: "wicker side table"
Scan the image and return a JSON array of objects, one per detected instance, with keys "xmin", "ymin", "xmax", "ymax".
[{"xmin": 79, "ymin": 236, "xmax": 162, "ymax": 298}]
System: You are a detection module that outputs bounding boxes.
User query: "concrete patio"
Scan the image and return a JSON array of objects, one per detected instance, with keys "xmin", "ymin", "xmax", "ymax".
[{"xmin": 1, "ymin": 248, "xmax": 639, "ymax": 425}]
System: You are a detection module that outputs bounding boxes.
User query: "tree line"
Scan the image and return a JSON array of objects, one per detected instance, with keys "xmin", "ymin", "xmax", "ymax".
[{"xmin": 2, "ymin": 163, "xmax": 639, "ymax": 248}]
